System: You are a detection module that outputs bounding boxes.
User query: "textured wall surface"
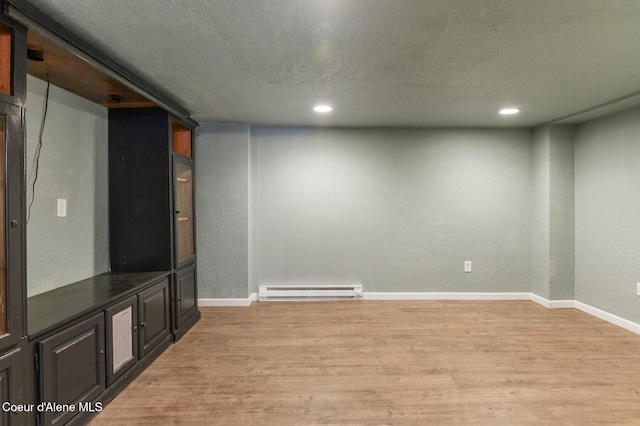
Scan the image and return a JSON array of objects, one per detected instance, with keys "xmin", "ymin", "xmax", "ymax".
[
  {"xmin": 26, "ymin": 76, "xmax": 109, "ymax": 296},
  {"xmin": 531, "ymin": 125, "xmax": 575, "ymax": 300},
  {"xmin": 251, "ymin": 126, "xmax": 532, "ymax": 293},
  {"xmin": 574, "ymin": 106, "xmax": 640, "ymax": 322},
  {"xmin": 195, "ymin": 123, "xmax": 250, "ymax": 298},
  {"xmin": 548, "ymin": 125, "xmax": 575, "ymax": 300},
  {"xmin": 531, "ymin": 126, "xmax": 551, "ymax": 298}
]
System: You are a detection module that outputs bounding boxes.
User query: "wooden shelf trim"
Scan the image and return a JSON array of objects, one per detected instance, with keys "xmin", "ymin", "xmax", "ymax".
[
  {"xmin": 0, "ymin": 23, "xmax": 12, "ymax": 95},
  {"xmin": 5, "ymin": 0, "xmax": 198, "ymax": 126},
  {"xmin": 172, "ymin": 120, "xmax": 192, "ymax": 157}
]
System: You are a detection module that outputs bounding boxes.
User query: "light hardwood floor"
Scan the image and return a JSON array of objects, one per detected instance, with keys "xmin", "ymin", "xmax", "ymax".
[{"xmin": 90, "ymin": 301, "xmax": 640, "ymax": 425}]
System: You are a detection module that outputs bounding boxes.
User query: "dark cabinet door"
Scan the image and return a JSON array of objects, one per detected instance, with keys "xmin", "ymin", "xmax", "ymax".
[
  {"xmin": 173, "ymin": 155, "xmax": 196, "ymax": 269},
  {"xmin": 38, "ymin": 313, "xmax": 105, "ymax": 425},
  {"xmin": 0, "ymin": 347, "xmax": 24, "ymax": 426},
  {"xmin": 138, "ymin": 279, "xmax": 170, "ymax": 358},
  {"xmin": 105, "ymin": 295, "xmax": 138, "ymax": 386},
  {"xmin": 174, "ymin": 264, "xmax": 197, "ymax": 330},
  {"xmin": 0, "ymin": 101, "xmax": 24, "ymax": 352}
]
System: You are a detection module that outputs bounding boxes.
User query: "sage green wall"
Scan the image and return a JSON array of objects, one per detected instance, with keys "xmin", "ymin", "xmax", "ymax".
[
  {"xmin": 196, "ymin": 125, "xmax": 533, "ymax": 298},
  {"xmin": 252, "ymin": 127, "xmax": 532, "ymax": 293},
  {"xmin": 548, "ymin": 125, "xmax": 575, "ymax": 300},
  {"xmin": 195, "ymin": 123, "xmax": 250, "ymax": 298},
  {"xmin": 531, "ymin": 126, "xmax": 551, "ymax": 298},
  {"xmin": 26, "ymin": 76, "xmax": 110, "ymax": 297},
  {"xmin": 574, "ymin": 106, "xmax": 640, "ymax": 322},
  {"xmin": 531, "ymin": 125, "xmax": 575, "ymax": 300}
]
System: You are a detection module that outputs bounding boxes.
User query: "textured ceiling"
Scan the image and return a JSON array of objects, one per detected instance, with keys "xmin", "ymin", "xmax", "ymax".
[{"xmin": 22, "ymin": 0, "xmax": 640, "ymax": 127}]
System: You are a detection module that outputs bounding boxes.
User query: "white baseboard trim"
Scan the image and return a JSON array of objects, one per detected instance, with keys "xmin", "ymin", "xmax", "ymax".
[
  {"xmin": 574, "ymin": 301, "xmax": 640, "ymax": 335},
  {"xmin": 197, "ymin": 292, "xmax": 640, "ymax": 336},
  {"xmin": 364, "ymin": 292, "xmax": 532, "ymax": 301},
  {"xmin": 199, "ymin": 293, "xmax": 257, "ymax": 307},
  {"xmin": 529, "ymin": 293, "xmax": 575, "ymax": 309}
]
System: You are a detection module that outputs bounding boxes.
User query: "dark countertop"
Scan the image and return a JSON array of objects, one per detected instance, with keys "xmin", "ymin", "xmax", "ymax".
[{"xmin": 28, "ymin": 271, "xmax": 170, "ymax": 338}]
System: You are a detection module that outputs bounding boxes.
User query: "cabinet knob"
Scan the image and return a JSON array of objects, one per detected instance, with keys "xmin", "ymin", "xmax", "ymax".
[
  {"xmin": 133, "ymin": 326, "xmax": 138, "ymax": 332},
  {"xmin": 140, "ymin": 322, "xmax": 147, "ymax": 327},
  {"xmin": 10, "ymin": 220, "xmax": 19, "ymax": 227}
]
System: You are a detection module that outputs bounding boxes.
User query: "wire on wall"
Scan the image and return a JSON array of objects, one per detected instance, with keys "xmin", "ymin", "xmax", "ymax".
[{"xmin": 27, "ymin": 81, "xmax": 50, "ymax": 224}]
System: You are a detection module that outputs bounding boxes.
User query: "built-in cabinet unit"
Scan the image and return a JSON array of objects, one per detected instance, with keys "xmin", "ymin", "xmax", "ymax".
[
  {"xmin": 28, "ymin": 273, "xmax": 172, "ymax": 425},
  {"xmin": 0, "ymin": 0, "xmax": 201, "ymax": 423},
  {"xmin": 109, "ymin": 109, "xmax": 200, "ymax": 340},
  {"xmin": 0, "ymin": 11, "xmax": 27, "ymax": 426}
]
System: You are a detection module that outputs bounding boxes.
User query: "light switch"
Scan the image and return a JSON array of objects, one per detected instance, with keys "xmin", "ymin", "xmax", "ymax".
[
  {"xmin": 56, "ymin": 199, "xmax": 67, "ymax": 217},
  {"xmin": 464, "ymin": 260, "xmax": 472, "ymax": 273}
]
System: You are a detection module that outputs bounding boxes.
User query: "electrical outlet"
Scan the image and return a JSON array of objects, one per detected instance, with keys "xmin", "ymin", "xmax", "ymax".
[
  {"xmin": 56, "ymin": 199, "xmax": 67, "ymax": 217},
  {"xmin": 464, "ymin": 261, "xmax": 472, "ymax": 273}
]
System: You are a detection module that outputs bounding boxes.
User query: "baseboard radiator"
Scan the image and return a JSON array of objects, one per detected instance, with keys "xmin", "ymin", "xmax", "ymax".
[{"xmin": 258, "ymin": 284, "xmax": 363, "ymax": 302}]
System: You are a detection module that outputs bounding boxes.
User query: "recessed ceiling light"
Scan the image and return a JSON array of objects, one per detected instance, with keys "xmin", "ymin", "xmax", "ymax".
[
  {"xmin": 499, "ymin": 108, "xmax": 521, "ymax": 115},
  {"xmin": 313, "ymin": 104, "xmax": 333, "ymax": 113}
]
